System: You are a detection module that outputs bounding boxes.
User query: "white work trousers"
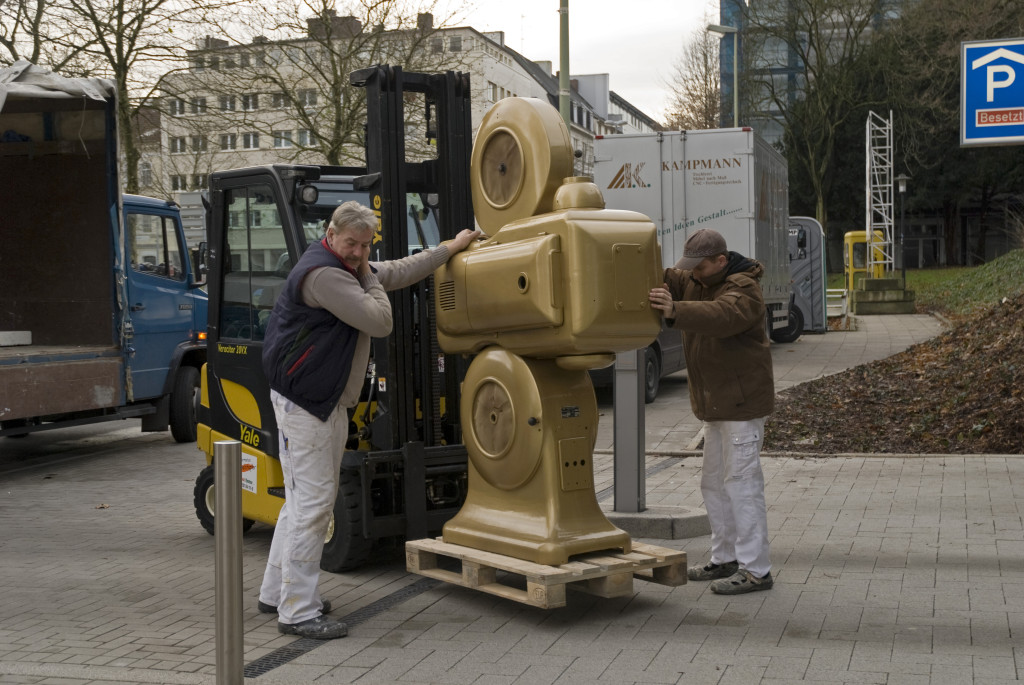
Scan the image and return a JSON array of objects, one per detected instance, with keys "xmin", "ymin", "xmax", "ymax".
[
  {"xmin": 258, "ymin": 391, "xmax": 345, "ymax": 624},
  {"xmin": 700, "ymin": 417, "xmax": 771, "ymax": 577}
]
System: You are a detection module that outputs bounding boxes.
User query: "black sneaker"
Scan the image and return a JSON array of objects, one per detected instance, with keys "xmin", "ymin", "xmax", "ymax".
[
  {"xmin": 687, "ymin": 560, "xmax": 739, "ymax": 581},
  {"xmin": 258, "ymin": 598, "xmax": 332, "ymax": 615},
  {"xmin": 278, "ymin": 615, "xmax": 348, "ymax": 639},
  {"xmin": 710, "ymin": 569, "xmax": 773, "ymax": 595}
]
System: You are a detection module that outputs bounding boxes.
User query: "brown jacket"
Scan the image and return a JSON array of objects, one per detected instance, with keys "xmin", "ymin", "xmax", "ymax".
[{"xmin": 663, "ymin": 253, "xmax": 774, "ymax": 421}]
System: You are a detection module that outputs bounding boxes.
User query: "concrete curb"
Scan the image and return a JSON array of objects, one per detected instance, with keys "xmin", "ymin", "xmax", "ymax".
[
  {"xmin": 594, "ymin": 449, "xmax": 1024, "ymax": 459},
  {"xmin": 600, "ymin": 503, "xmax": 711, "ymax": 540}
]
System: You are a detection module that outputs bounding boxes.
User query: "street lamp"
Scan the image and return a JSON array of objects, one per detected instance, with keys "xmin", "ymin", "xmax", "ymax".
[
  {"xmin": 707, "ymin": 23, "xmax": 738, "ymax": 127},
  {"xmin": 894, "ymin": 173, "xmax": 911, "ymax": 285}
]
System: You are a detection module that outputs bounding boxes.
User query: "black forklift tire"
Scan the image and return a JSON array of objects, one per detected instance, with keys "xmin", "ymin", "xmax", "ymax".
[
  {"xmin": 170, "ymin": 365, "xmax": 200, "ymax": 443},
  {"xmin": 644, "ymin": 347, "xmax": 661, "ymax": 404},
  {"xmin": 320, "ymin": 469, "xmax": 372, "ymax": 572},
  {"xmin": 770, "ymin": 306, "xmax": 804, "ymax": 344},
  {"xmin": 193, "ymin": 464, "xmax": 255, "ymax": 536}
]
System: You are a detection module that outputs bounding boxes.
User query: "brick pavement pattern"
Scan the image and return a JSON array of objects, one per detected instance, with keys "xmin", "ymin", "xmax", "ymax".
[{"xmin": 2, "ymin": 314, "xmax": 1022, "ymax": 685}]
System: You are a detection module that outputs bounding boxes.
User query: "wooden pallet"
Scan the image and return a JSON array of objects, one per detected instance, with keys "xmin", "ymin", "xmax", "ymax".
[{"xmin": 405, "ymin": 537, "xmax": 686, "ymax": 609}]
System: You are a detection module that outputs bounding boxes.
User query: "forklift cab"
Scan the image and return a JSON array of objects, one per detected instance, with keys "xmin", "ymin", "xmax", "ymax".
[{"xmin": 843, "ymin": 230, "xmax": 885, "ymax": 292}]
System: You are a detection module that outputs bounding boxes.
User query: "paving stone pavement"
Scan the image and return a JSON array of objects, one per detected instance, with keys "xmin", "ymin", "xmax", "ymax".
[{"xmin": 3, "ymin": 314, "xmax": 1022, "ymax": 685}]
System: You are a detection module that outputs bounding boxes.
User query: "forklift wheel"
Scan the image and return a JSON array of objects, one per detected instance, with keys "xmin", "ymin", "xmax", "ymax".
[
  {"xmin": 320, "ymin": 469, "xmax": 372, "ymax": 572},
  {"xmin": 193, "ymin": 465, "xmax": 255, "ymax": 535}
]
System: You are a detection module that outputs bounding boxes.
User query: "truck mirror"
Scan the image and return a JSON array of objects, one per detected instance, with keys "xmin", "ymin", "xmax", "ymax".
[{"xmin": 192, "ymin": 241, "xmax": 208, "ymax": 287}]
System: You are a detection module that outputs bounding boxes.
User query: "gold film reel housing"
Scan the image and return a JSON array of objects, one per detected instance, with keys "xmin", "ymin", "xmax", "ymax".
[{"xmin": 435, "ymin": 97, "xmax": 662, "ymax": 565}]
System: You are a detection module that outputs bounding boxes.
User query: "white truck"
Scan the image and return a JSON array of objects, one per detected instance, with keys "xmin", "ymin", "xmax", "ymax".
[{"xmin": 593, "ymin": 128, "xmax": 799, "ymax": 342}]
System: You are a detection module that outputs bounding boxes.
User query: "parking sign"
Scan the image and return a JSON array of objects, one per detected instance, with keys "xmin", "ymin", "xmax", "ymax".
[{"xmin": 961, "ymin": 38, "xmax": 1024, "ymax": 146}]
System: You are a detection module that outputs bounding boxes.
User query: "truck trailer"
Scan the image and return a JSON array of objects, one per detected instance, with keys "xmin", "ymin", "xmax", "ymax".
[
  {"xmin": 593, "ymin": 128, "xmax": 796, "ymax": 341},
  {"xmin": 0, "ymin": 62, "xmax": 208, "ymax": 440}
]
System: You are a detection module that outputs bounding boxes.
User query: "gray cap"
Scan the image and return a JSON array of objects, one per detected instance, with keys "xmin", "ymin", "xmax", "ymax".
[{"xmin": 674, "ymin": 229, "xmax": 727, "ymax": 269}]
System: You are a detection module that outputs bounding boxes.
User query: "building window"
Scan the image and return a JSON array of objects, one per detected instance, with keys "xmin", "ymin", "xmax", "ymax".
[
  {"xmin": 487, "ymin": 82, "xmax": 498, "ymax": 102},
  {"xmin": 191, "ymin": 174, "xmax": 207, "ymax": 190},
  {"xmin": 139, "ymin": 160, "xmax": 153, "ymax": 187},
  {"xmin": 242, "ymin": 132, "xmax": 259, "ymax": 149},
  {"xmin": 272, "ymin": 92, "xmax": 289, "ymax": 109},
  {"xmin": 430, "ymin": 37, "xmax": 443, "ymax": 53},
  {"xmin": 241, "ymin": 93, "xmax": 258, "ymax": 111},
  {"xmin": 168, "ymin": 98, "xmax": 185, "ymax": 116},
  {"xmin": 170, "ymin": 136, "xmax": 186, "ymax": 153},
  {"xmin": 192, "ymin": 56, "xmax": 205, "ymax": 71},
  {"xmin": 209, "ymin": 55, "xmax": 220, "ymax": 71},
  {"xmin": 220, "ymin": 133, "xmax": 237, "ymax": 150},
  {"xmin": 190, "ymin": 97, "xmax": 207, "ymax": 114},
  {"xmin": 297, "ymin": 129, "xmax": 315, "ymax": 146},
  {"xmin": 219, "ymin": 95, "xmax": 235, "ymax": 111},
  {"xmin": 191, "ymin": 135, "xmax": 207, "ymax": 152},
  {"xmin": 240, "ymin": 53, "xmax": 250, "ymax": 68},
  {"xmin": 298, "ymin": 89, "xmax": 318, "ymax": 108},
  {"xmin": 273, "ymin": 130, "xmax": 293, "ymax": 148},
  {"xmin": 171, "ymin": 174, "xmax": 187, "ymax": 191},
  {"xmin": 449, "ymin": 36, "xmax": 462, "ymax": 52}
]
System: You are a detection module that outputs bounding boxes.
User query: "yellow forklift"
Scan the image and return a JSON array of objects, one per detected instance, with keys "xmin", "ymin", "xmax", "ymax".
[{"xmin": 192, "ymin": 66, "xmax": 473, "ymax": 571}]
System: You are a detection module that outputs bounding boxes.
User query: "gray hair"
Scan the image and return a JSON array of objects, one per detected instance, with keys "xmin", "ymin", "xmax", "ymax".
[{"xmin": 327, "ymin": 200, "xmax": 377, "ymax": 236}]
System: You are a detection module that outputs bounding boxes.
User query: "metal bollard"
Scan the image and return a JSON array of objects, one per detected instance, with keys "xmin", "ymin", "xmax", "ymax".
[
  {"xmin": 214, "ymin": 441, "xmax": 243, "ymax": 684},
  {"xmin": 613, "ymin": 348, "xmax": 646, "ymax": 513}
]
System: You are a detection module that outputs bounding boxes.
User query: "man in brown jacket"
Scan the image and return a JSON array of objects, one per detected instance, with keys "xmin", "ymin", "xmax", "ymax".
[{"xmin": 649, "ymin": 228, "xmax": 775, "ymax": 595}]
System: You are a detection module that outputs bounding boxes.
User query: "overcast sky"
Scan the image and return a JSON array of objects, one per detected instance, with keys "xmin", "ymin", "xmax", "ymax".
[{"xmin": 449, "ymin": 1, "xmax": 721, "ymax": 122}]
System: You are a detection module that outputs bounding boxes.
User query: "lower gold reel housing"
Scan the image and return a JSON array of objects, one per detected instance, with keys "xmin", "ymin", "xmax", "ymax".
[{"xmin": 436, "ymin": 97, "xmax": 662, "ymax": 566}]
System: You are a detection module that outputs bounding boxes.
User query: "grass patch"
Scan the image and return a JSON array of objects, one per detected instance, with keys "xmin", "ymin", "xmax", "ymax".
[{"xmin": 827, "ymin": 249, "xmax": 1024, "ymax": 319}]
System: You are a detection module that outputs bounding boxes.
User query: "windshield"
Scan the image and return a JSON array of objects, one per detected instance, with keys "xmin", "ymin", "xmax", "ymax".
[{"xmin": 297, "ymin": 183, "xmax": 440, "ymax": 256}]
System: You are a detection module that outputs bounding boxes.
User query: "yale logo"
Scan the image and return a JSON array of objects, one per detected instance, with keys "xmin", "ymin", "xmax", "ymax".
[{"xmin": 239, "ymin": 423, "xmax": 261, "ymax": 448}]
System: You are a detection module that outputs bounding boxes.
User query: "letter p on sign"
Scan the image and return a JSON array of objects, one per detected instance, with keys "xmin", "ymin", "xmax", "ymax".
[{"xmin": 987, "ymin": 65, "xmax": 1015, "ymax": 101}]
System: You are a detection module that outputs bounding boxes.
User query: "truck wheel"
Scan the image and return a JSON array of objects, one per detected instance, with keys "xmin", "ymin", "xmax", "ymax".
[
  {"xmin": 193, "ymin": 464, "xmax": 255, "ymax": 536},
  {"xmin": 320, "ymin": 469, "xmax": 372, "ymax": 572},
  {"xmin": 644, "ymin": 347, "xmax": 661, "ymax": 404},
  {"xmin": 770, "ymin": 306, "xmax": 804, "ymax": 344},
  {"xmin": 170, "ymin": 366, "xmax": 200, "ymax": 443}
]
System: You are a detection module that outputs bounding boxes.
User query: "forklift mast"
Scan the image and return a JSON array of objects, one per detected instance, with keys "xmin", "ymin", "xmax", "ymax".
[{"xmin": 350, "ymin": 65, "xmax": 474, "ymax": 453}]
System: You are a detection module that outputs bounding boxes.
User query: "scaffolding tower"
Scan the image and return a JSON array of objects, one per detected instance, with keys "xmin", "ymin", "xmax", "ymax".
[{"xmin": 865, "ymin": 110, "xmax": 895, "ymax": 274}]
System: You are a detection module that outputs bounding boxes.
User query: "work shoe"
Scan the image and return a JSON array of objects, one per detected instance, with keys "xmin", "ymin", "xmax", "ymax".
[
  {"xmin": 258, "ymin": 598, "xmax": 332, "ymax": 615},
  {"xmin": 278, "ymin": 615, "xmax": 348, "ymax": 639},
  {"xmin": 687, "ymin": 560, "xmax": 739, "ymax": 581},
  {"xmin": 710, "ymin": 569, "xmax": 773, "ymax": 595}
]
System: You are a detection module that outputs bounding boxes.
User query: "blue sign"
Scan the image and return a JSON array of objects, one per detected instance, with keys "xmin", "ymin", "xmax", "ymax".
[{"xmin": 961, "ymin": 38, "xmax": 1024, "ymax": 146}]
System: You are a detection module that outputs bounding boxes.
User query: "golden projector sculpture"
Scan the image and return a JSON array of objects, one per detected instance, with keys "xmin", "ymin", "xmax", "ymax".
[{"xmin": 434, "ymin": 97, "xmax": 662, "ymax": 565}]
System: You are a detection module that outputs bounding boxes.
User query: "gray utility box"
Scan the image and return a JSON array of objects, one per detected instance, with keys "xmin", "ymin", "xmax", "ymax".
[{"xmin": 788, "ymin": 216, "xmax": 827, "ymax": 333}]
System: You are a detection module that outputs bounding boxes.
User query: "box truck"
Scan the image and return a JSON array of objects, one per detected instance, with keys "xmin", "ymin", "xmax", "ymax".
[
  {"xmin": 0, "ymin": 61, "xmax": 208, "ymax": 440},
  {"xmin": 593, "ymin": 128, "xmax": 796, "ymax": 341}
]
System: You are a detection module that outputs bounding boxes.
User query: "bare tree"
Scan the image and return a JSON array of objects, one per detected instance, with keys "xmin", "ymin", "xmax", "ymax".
[
  {"xmin": 741, "ymin": 0, "xmax": 889, "ymax": 232},
  {"xmin": 664, "ymin": 16, "xmax": 721, "ymax": 131},
  {"xmin": 0, "ymin": 0, "xmax": 98, "ymax": 71}
]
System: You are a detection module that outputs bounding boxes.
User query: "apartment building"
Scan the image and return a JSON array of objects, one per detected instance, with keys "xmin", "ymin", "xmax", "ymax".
[{"xmin": 146, "ymin": 12, "xmax": 658, "ymax": 221}]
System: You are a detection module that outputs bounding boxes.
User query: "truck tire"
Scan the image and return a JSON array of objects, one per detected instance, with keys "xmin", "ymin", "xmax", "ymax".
[
  {"xmin": 320, "ymin": 469, "xmax": 372, "ymax": 572},
  {"xmin": 644, "ymin": 347, "xmax": 661, "ymax": 404},
  {"xmin": 770, "ymin": 306, "xmax": 804, "ymax": 344},
  {"xmin": 170, "ymin": 366, "xmax": 200, "ymax": 443},
  {"xmin": 193, "ymin": 464, "xmax": 255, "ymax": 535}
]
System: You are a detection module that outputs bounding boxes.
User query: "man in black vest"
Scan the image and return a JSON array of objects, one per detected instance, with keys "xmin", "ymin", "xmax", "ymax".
[{"xmin": 259, "ymin": 201, "xmax": 478, "ymax": 639}]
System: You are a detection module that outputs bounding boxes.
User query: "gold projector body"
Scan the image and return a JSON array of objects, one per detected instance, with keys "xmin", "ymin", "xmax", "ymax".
[{"xmin": 434, "ymin": 97, "xmax": 661, "ymax": 566}]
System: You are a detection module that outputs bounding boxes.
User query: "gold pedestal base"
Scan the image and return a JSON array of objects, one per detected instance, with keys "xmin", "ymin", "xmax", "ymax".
[{"xmin": 443, "ymin": 349, "xmax": 631, "ymax": 566}]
